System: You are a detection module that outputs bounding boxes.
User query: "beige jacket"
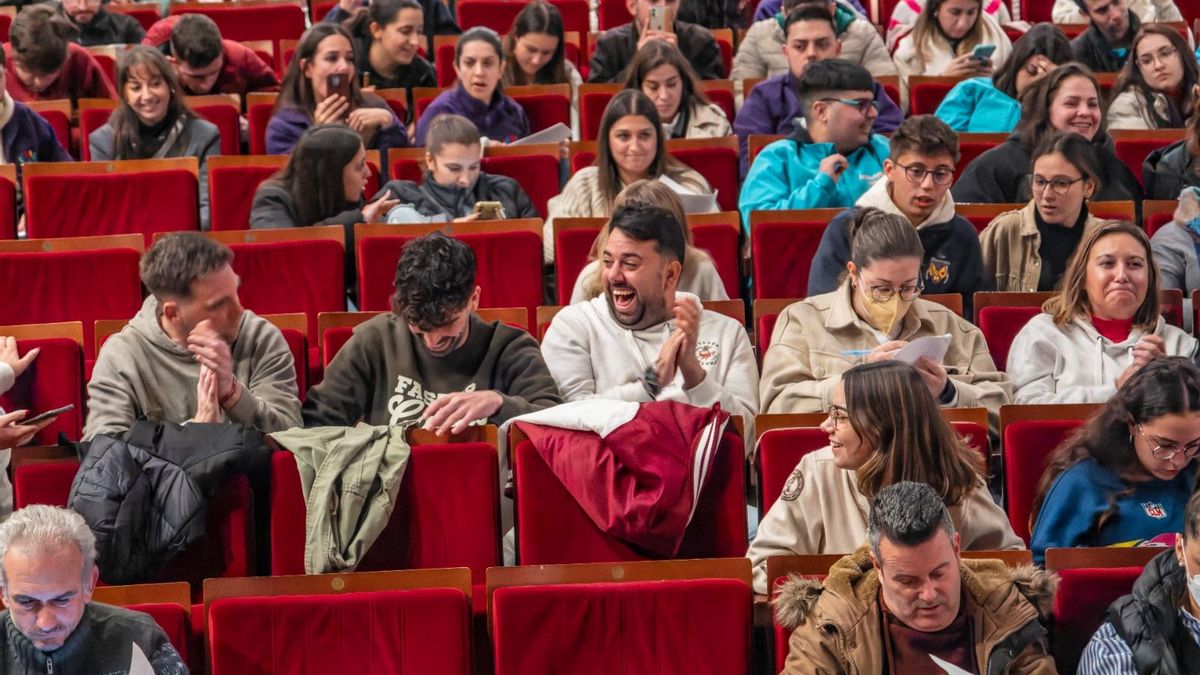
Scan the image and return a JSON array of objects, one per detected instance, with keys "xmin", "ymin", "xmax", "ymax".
[
  {"xmin": 731, "ymin": 16, "xmax": 896, "ymax": 106},
  {"xmin": 775, "ymin": 547, "xmax": 1059, "ymax": 675},
  {"xmin": 683, "ymin": 101, "xmax": 732, "ymax": 138},
  {"xmin": 747, "ymin": 446, "xmax": 1024, "ymax": 593},
  {"xmin": 1107, "ymin": 89, "xmax": 1176, "ymax": 130},
  {"xmin": 893, "ymin": 13, "xmax": 1012, "ymax": 111},
  {"xmin": 758, "ymin": 284, "xmax": 1012, "ymax": 427},
  {"xmin": 1052, "ymin": 0, "xmax": 1182, "ymax": 24},
  {"xmin": 543, "ymin": 165, "xmax": 712, "ymax": 262},
  {"xmin": 979, "ymin": 201, "xmax": 1107, "ymax": 292}
]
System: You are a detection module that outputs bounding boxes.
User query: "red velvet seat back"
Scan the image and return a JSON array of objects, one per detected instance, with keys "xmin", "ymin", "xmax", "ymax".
[
  {"xmin": 13, "ymin": 460, "xmax": 78, "ymax": 509},
  {"xmin": 30, "ymin": 109, "xmax": 70, "ymax": 159},
  {"xmin": 247, "ymin": 103, "xmax": 273, "ymax": 155},
  {"xmin": 910, "ymin": 80, "xmax": 956, "ymax": 115},
  {"xmin": 0, "ymin": 168, "xmax": 15, "ymax": 239},
  {"xmin": 757, "ymin": 427, "xmax": 827, "ymax": 515},
  {"xmin": 192, "ymin": 103, "xmax": 241, "ymax": 156},
  {"xmin": 78, "ymin": 107, "xmax": 113, "ymax": 161},
  {"xmin": 757, "ymin": 311, "xmax": 780, "ymax": 357},
  {"xmin": 0, "ymin": 249, "xmax": 143, "ymax": 357},
  {"xmin": 977, "ymin": 305, "xmax": 1040, "ymax": 370},
  {"xmin": 228, "ymin": 240, "xmax": 346, "ymax": 348},
  {"xmin": 706, "ymin": 88, "xmax": 736, "ymax": 123},
  {"xmin": 1145, "ymin": 211, "xmax": 1174, "ymax": 237},
  {"xmin": 1052, "ymin": 566, "xmax": 1142, "ymax": 673},
  {"xmin": 1114, "ymin": 136, "xmax": 1177, "ymax": 187},
  {"xmin": 456, "ymin": 0, "xmax": 526, "ymax": 32},
  {"xmin": 269, "ymin": 444, "xmax": 500, "ymax": 578},
  {"xmin": 512, "ymin": 93, "xmax": 571, "ymax": 134},
  {"xmin": 128, "ymin": 602, "xmax": 191, "ymax": 667},
  {"xmin": 209, "ymin": 588, "xmax": 472, "ymax": 675},
  {"xmin": 957, "ymin": 139, "xmax": 1003, "ymax": 184},
  {"xmin": 481, "ymin": 154, "xmax": 559, "ymax": 219},
  {"xmin": 492, "ymin": 578, "xmax": 751, "ymax": 675},
  {"xmin": 691, "ymin": 223, "xmax": 741, "ymax": 298},
  {"xmin": 25, "ymin": 170, "xmax": 199, "ymax": 244},
  {"xmin": 0, "ymin": 337, "xmax": 84, "ymax": 444},
  {"xmin": 751, "ymin": 219, "xmax": 828, "ymax": 299},
  {"xmin": 555, "ymin": 226, "xmax": 602, "ymax": 305},
  {"xmin": 321, "ymin": 326, "xmax": 355, "ymax": 366},
  {"xmin": 672, "ymin": 146, "xmax": 739, "ymax": 212},
  {"xmin": 171, "ymin": 4, "xmax": 305, "ymax": 53},
  {"xmin": 209, "ymin": 164, "xmax": 280, "ymax": 231},
  {"xmin": 277, "ymin": 327, "xmax": 307, "ymax": 399},
  {"xmin": 388, "ymin": 156, "xmax": 424, "ymax": 184},
  {"xmin": 580, "ymin": 90, "xmax": 615, "ymax": 141},
  {"xmin": 1003, "ymin": 419, "xmax": 1084, "ymax": 543},
  {"xmin": 514, "ymin": 431, "xmax": 746, "ymax": 565},
  {"xmin": 597, "ymin": 0, "xmax": 632, "ymax": 30}
]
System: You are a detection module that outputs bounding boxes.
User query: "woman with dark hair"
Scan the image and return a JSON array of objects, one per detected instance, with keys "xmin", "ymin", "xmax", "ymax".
[
  {"xmin": 1029, "ymin": 357, "xmax": 1200, "ymax": 563},
  {"xmin": 3, "ymin": 4, "xmax": 115, "ymax": 103},
  {"xmin": 748, "ymin": 358, "xmax": 1021, "ymax": 594},
  {"xmin": 892, "ymin": 0, "xmax": 1011, "ymax": 109},
  {"xmin": 935, "ymin": 23, "xmax": 1073, "ymax": 133},
  {"xmin": 1008, "ymin": 221, "xmax": 1198, "ymax": 404},
  {"xmin": 501, "ymin": 1, "xmax": 581, "ymax": 136},
  {"xmin": 1109, "ymin": 25, "xmax": 1198, "ymax": 130},
  {"xmin": 979, "ymin": 131, "xmax": 1107, "ymax": 292},
  {"xmin": 90, "ymin": 46, "xmax": 220, "ymax": 229},
  {"xmin": 341, "ymin": 0, "xmax": 435, "ymax": 118},
  {"xmin": 621, "ymin": 40, "xmax": 730, "ymax": 140},
  {"xmin": 415, "ymin": 27, "xmax": 530, "ymax": 146},
  {"xmin": 953, "ymin": 62, "xmax": 1143, "ymax": 204},
  {"xmin": 266, "ymin": 23, "xmax": 407, "ymax": 155},
  {"xmin": 543, "ymin": 89, "xmax": 711, "ymax": 262}
]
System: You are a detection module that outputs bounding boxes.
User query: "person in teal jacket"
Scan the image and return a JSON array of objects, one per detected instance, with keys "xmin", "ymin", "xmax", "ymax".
[
  {"xmin": 739, "ymin": 58, "xmax": 888, "ymax": 231},
  {"xmin": 935, "ymin": 23, "xmax": 1073, "ymax": 133}
]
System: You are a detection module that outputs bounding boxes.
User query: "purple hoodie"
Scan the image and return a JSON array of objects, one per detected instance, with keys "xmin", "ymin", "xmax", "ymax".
[
  {"xmin": 265, "ymin": 98, "xmax": 408, "ymax": 157},
  {"xmin": 413, "ymin": 83, "xmax": 531, "ymax": 146}
]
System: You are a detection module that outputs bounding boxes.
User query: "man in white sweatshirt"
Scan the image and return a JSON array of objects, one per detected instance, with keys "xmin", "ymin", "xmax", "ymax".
[{"xmin": 541, "ymin": 204, "xmax": 760, "ymax": 439}]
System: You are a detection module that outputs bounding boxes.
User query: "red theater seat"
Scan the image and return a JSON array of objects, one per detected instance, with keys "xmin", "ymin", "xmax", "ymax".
[
  {"xmin": 1051, "ymin": 566, "xmax": 1143, "ymax": 673},
  {"xmin": 552, "ymin": 218, "xmax": 605, "ymax": 305},
  {"xmin": 977, "ymin": 305, "xmax": 1041, "ymax": 369},
  {"xmin": 690, "ymin": 214, "xmax": 742, "ymax": 298},
  {"xmin": 169, "ymin": 1, "xmax": 305, "ymax": 54},
  {"xmin": 128, "ymin": 603, "xmax": 192, "ymax": 667},
  {"xmin": 908, "ymin": 76, "xmax": 965, "ymax": 115},
  {"xmin": 187, "ymin": 95, "xmax": 242, "ymax": 156},
  {"xmin": 13, "ymin": 460, "xmax": 78, "ymax": 509},
  {"xmin": 1143, "ymin": 200, "xmax": 1178, "ymax": 237},
  {"xmin": 0, "ymin": 335, "xmax": 85, "ymax": 445},
  {"xmin": 671, "ymin": 137, "xmax": 740, "ymax": 213},
  {"xmin": 750, "ymin": 209, "xmax": 842, "ymax": 299},
  {"xmin": 207, "ymin": 155, "xmax": 289, "ymax": 231},
  {"xmin": 752, "ymin": 298, "xmax": 798, "ymax": 358},
  {"xmin": 1003, "ymin": 418, "xmax": 1087, "ymax": 543},
  {"xmin": 509, "ymin": 84, "xmax": 571, "ymax": 133},
  {"xmin": 1111, "ymin": 129, "xmax": 1184, "ymax": 187},
  {"xmin": 481, "ymin": 148, "xmax": 561, "ymax": 219},
  {"xmin": 25, "ymin": 102, "xmax": 71, "ymax": 160}
]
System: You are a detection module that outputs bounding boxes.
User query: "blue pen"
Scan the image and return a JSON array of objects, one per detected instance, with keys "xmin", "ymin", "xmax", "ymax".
[{"xmin": 842, "ymin": 349, "xmax": 872, "ymax": 356}]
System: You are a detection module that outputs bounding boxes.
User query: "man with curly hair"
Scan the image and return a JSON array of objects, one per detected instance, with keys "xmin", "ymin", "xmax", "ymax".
[{"xmin": 302, "ymin": 232, "xmax": 561, "ymax": 434}]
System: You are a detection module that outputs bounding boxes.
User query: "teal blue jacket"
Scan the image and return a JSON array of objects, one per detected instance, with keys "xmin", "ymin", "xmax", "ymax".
[{"xmin": 935, "ymin": 77, "xmax": 1021, "ymax": 133}]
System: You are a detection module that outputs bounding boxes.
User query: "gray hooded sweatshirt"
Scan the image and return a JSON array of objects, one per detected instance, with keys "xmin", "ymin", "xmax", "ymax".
[{"xmin": 84, "ymin": 295, "xmax": 303, "ymax": 440}]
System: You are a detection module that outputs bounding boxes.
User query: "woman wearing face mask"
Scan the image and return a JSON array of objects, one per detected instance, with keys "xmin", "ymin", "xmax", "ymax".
[
  {"xmin": 891, "ymin": 0, "xmax": 1011, "ymax": 111},
  {"xmin": 1008, "ymin": 221, "xmax": 1198, "ymax": 404},
  {"xmin": 1081, "ymin": 490, "xmax": 1200, "ymax": 672},
  {"xmin": 502, "ymin": 2, "xmax": 582, "ymax": 136},
  {"xmin": 1109, "ymin": 25, "xmax": 1198, "ymax": 130},
  {"xmin": 91, "ymin": 47, "xmax": 220, "ymax": 230},
  {"xmin": 953, "ymin": 63, "xmax": 1143, "ymax": 204},
  {"xmin": 543, "ymin": 89, "xmax": 712, "ymax": 263},
  {"xmin": 935, "ymin": 23, "xmax": 1072, "ymax": 133},
  {"xmin": 759, "ymin": 208, "xmax": 1011, "ymax": 424},
  {"xmin": 342, "ymin": 0, "xmax": 436, "ymax": 120},
  {"xmin": 979, "ymin": 131, "xmax": 1107, "ymax": 292},
  {"xmin": 749, "ymin": 349, "xmax": 1022, "ymax": 596},
  {"xmin": 376, "ymin": 114, "xmax": 537, "ymax": 223},
  {"xmin": 1029, "ymin": 357, "xmax": 1200, "ymax": 564},
  {"xmin": 415, "ymin": 27, "xmax": 530, "ymax": 146},
  {"xmin": 621, "ymin": 41, "xmax": 730, "ymax": 140},
  {"xmin": 267, "ymin": 23, "xmax": 407, "ymax": 156},
  {"xmin": 4, "ymin": 4, "xmax": 115, "ymax": 103}
]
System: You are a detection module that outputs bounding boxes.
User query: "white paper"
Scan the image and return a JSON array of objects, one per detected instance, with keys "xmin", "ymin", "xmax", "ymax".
[
  {"xmin": 892, "ymin": 333, "xmax": 951, "ymax": 365},
  {"xmin": 657, "ymin": 174, "xmax": 719, "ymax": 213},
  {"xmin": 929, "ymin": 654, "xmax": 972, "ymax": 675},
  {"xmin": 509, "ymin": 123, "xmax": 572, "ymax": 146},
  {"xmin": 129, "ymin": 643, "xmax": 154, "ymax": 675}
]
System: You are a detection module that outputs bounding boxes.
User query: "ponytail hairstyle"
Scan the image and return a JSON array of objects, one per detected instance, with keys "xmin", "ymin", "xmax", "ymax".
[
  {"xmin": 109, "ymin": 46, "xmax": 197, "ymax": 160},
  {"xmin": 839, "ymin": 207, "xmax": 925, "ymax": 285}
]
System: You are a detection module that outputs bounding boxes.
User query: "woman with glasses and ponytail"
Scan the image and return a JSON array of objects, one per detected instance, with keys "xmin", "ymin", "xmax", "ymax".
[{"xmin": 1030, "ymin": 357, "xmax": 1200, "ymax": 565}]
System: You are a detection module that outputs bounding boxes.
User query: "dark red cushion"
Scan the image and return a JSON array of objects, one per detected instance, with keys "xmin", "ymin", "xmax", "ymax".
[
  {"xmin": 247, "ymin": 103, "xmax": 273, "ymax": 155},
  {"xmin": 321, "ymin": 326, "xmax": 354, "ymax": 367},
  {"xmin": 229, "ymin": 239, "xmax": 346, "ymax": 348},
  {"xmin": 209, "ymin": 164, "xmax": 280, "ymax": 231},
  {"xmin": 78, "ymin": 108, "xmax": 113, "ymax": 161},
  {"xmin": 691, "ymin": 223, "xmax": 741, "ymax": 299},
  {"xmin": 277, "ymin": 327, "xmax": 307, "ymax": 399},
  {"xmin": 25, "ymin": 170, "xmax": 199, "ymax": 244},
  {"xmin": 512, "ymin": 93, "xmax": 570, "ymax": 135},
  {"xmin": 757, "ymin": 312, "xmax": 780, "ymax": 357},
  {"xmin": 0, "ymin": 170, "xmax": 15, "ymax": 239},
  {"xmin": 1004, "ymin": 419, "xmax": 1085, "ymax": 543},
  {"xmin": 170, "ymin": 4, "xmax": 304, "ymax": 51},
  {"xmin": 128, "ymin": 602, "xmax": 191, "ymax": 668},
  {"xmin": 209, "ymin": 588, "xmax": 472, "ymax": 674},
  {"xmin": 977, "ymin": 305, "xmax": 1040, "ymax": 370},
  {"xmin": 672, "ymin": 146, "xmax": 739, "ymax": 213},
  {"xmin": 13, "ymin": 460, "xmax": 78, "ymax": 508},
  {"xmin": 481, "ymin": 154, "xmax": 559, "ymax": 219},
  {"xmin": 1052, "ymin": 566, "xmax": 1142, "ymax": 674},
  {"xmin": 192, "ymin": 103, "xmax": 240, "ymax": 156},
  {"xmin": 751, "ymin": 219, "xmax": 828, "ymax": 299},
  {"xmin": 555, "ymin": 227, "xmax": 602, "ymax": 306},
  {"xmin": 492, "ymin": 579, "xmax": 751, "ymax": 675},
  {"xmin": 757, "ymin": 427, "xmax": 827, "ymax": 515},
  {"xmin": 910, "ymin": 80, "xmax": 956, "ymax": 115},
  {"xmin": 0, "ymin": 337, "xmax": 84, "ymax": 444},
  {"xmin": 580, "ymin": 91, "xmax": 615, "ymax": 142}
]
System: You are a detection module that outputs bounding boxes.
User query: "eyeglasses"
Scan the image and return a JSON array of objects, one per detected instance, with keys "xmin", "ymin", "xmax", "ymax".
[
  {"xmin": 1136, "ymin": 424, "xmax": 1200, "ymax": 462},
  {"xmin": 819, "ymin": 97, "xmax": 878, "ymax": 114},
  {"xmin": 1137, "ymin": 46, "xmax": 1178, "ymax": 68},
  {"xmin": 859, "ymin": 277, "xmax": 924, "ymax": 303},
  {"xmin": 825, "ymin": 404, "xmax": 851, "ymax": 427},
  {"xmin": 1029, "ymin": 174, "xmax": 1086, "ymax": 196},
  {"xmin": 894, "ymin": 161, "xmax": 954, "ymax": 186}
]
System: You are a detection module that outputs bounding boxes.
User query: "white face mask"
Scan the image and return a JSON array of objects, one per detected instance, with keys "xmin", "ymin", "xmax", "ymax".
[{"xmin": 1182, "ymin": 549, "xmax": 1200, "ymax": 608}]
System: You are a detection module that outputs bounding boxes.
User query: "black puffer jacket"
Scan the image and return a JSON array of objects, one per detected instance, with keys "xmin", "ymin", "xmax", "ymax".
[
  {"xmin": 375, "ymin": 172, "xmax": 539, "ymax": 221},
  {"xmin": 68, "ymin": 421, "xmax": 269, "ymax": 585},
  {"xmin": 1104, "ymin": 549, "xmax": 1200, "ymax": 675}
]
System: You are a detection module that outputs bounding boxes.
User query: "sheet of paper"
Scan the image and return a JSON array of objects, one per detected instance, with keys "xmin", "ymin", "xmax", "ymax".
[
  {"xmin": 658, "ymin": 174, "xmax": 719, "ymax": 213},
  {"xmin": 509, "ymin": 123, "xmax": 573, "ymax": 146},
  {"xmin": 129, "ymin": 643, "xmax": 154, "ymax": 675},
  {"xmin": 892, "ymin": 333, "xmax": 951, "ymax": 365},
  {"xmin": 930, "ymin": 654, "xmax": 972, "ymax": 675}
]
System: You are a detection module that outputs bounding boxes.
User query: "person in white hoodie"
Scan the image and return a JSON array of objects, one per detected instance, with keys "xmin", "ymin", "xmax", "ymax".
[
  {"xmin": 541, "ymin": 203, "xmax": 759, "ymax": 438},
  {"xmin": 0, "ymin": 338, "xmax": 52, "ymax": 519},
  {"xmin": 1008, "ymin": 220, "xmax": 1199, "ymax": 404}
]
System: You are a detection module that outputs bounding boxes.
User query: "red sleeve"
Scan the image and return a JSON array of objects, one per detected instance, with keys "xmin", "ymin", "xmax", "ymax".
[
  {"xmin": 71, "ymin": 45, "xmax": 117, "ymax": 99},
  {"xmin": 225, "ymin": 40, "xmax": 280, "ymax": 93}
]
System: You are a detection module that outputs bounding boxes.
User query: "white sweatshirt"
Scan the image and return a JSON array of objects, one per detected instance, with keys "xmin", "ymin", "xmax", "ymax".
[
  {"xmin": 1008, "ymin": 313, "xmax": 1199, "ymax": 404},
  {"xmin": 540, "ymin": 293, "xmax": 760, "ymax": 442}
]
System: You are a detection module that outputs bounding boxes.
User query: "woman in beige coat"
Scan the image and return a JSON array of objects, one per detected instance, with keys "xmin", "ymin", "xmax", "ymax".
[
  {"xmin": 893, "ymin": 0, "xmax": 1012, "ymax": 110},
  {"xmin": 622, "ymin": 41, "xmax": 731, "ymax": 139},
  {"xmin": 1107, "ymin": 24, "xmax": 1198, "ymax": 130}
]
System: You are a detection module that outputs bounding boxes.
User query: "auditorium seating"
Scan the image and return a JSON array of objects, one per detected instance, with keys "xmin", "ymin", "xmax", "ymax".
[
  {"xmin": 750, "ymin": 209, "xmax": 843, "ymax": 299},
  {"xmin": 92, "ymin": 582, "xmax": 194, "ymax": 669},
  {"xmin": 0, "ymin": 322, "xmax": 86, "ymax": 445},
  {"xmin": 25, "ymin": 101, "xmax": 71, "ymax": 158},
  {"xmin": 908, "ymin": 75, "xmax": 965, "ymax": 115},
  {"xmin": 186, "ymin": 94, "xmax": 243, "ymax": 157},
  {"xmin": 507, "ymin": 84, "xmax": 572, "ymax": 134},
  {"xmin": 169, "ymin": 0, "xmax": 306, "ymax": 55},
  {"xmin": 207, "ymin": 155, "xmax": 289, "ymax": 231}
]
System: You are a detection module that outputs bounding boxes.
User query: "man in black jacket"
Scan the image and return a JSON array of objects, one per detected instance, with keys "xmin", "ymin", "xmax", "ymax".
[
  {"xmin": 588, "ymin": 0, "xmax": 724, "ymax": 82},
  {"xmin": 0, "ymin": 505, "xmax": 187, "ymax": 673},
  {"xmin": 60, "ymin": 0, "xmax": 145, "ymax": 47},
  {"xmin": 1070, "ymin": 0, "xmax": 1138, "ymax": 72}
]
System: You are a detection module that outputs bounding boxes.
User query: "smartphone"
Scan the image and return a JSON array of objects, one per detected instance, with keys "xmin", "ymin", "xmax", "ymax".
[
  {"xmin": 472, "ymin": 201, "xmax": 505, "ymax": 220},
  {"xmin": 648, "ymin": 5, "xmax": 666, "ymax": 32},
  {"xmin": 23, "ymin": 404, "xmax": 74, "ymax": 426},
  {"xmin": 326, "ymin": 73, "xmax": 352, "ymax": 100},
  {"xmin": 971, "ymin": 44, "xmax": 996, "ymax": 61}
]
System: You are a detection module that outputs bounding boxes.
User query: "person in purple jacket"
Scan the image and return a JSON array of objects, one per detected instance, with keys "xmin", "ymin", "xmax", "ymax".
[
  {"xmin": 413, "ymin": 27, "xmax": 531, "ymax": 147},
  {"xmin": 734, "ymin": 5, "xmax": 900, "ymax": 175},
  {"xmin": 265, "ymin": 23, "xmax": 408, "ymax": 156}
]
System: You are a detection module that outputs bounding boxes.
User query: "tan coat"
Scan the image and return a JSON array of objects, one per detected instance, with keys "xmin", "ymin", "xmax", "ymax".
[
  {"xmin": 775, "ymin": 547, "xmax": 1059, "ymax": 675},
  {"xmin": 758, "ymin": 283, "xmax": 1012, "ymax": 429},
  {"xmin": 683, "ymin": 101, "xmax": 733, "ymax": 138},
  {"xmin": 978, "ymin": 201, "xmax": 1107, "ymax": 292},
  {"xmin": 747, "ymin": 446, "xmax": 1024, "ymax": 594},
  {"xmin": 893, "ymin": 13, "xmax": 1012, "ymax": 111},
  {"xmin": 1107, "ymin": 89, "xmax": 1175, "ymax": 130}
]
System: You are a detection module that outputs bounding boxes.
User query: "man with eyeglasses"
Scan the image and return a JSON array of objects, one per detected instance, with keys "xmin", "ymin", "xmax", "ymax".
[
  {"xmin": 1069, "ymin": 0, "xmax": 1151, "ymax": 72},
  {"xmin": 734, "ymin": 5, "xmax": 901, "ymax": 175},
  {"xmin": 807, "ymin": 115, "xmax": 985, "ymax": 316}
]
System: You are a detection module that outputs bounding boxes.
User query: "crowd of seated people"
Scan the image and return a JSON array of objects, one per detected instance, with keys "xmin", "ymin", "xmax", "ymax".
[{"xmin": 10, "ymin": 0, "xmax": 1200, "ymax": 669}]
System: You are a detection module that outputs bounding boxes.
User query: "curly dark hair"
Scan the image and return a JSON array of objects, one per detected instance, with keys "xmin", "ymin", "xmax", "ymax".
[{"xmin": 391, "ymin": 232, "xmax": 476, "ymax": 330}]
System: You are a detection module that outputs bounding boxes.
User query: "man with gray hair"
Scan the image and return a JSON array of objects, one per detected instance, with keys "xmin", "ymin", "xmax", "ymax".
[
  {"xmin": 0, "ymin": 505, "xmax": 187, "ymax": 672},
  {"xmin": 85, "ymin": 232, "xmax": 302, "ymax": 439},
  {"xmin": 772, "ymin": 481, "xmax": 1059, "ymax": 674}
]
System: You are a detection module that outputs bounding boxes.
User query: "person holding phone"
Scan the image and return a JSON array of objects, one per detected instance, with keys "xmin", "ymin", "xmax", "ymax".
[
  {"xmin": 266, "ymin": 23, "xmax": 407, "ymax": 156},
  {"xmin": 0, "ymin": 337, "xmax": 50, "ymax": 518},
  {"xmin": 587, "ymin": 0, "xmax": 723, "ymax": 82},
  {"xmin": 376, "ymin": 114, "xmax": 538, "ymax": 224},
  {"xmin": 892, "ymin": 0, "xmax": 1011, "ymax": 111}
]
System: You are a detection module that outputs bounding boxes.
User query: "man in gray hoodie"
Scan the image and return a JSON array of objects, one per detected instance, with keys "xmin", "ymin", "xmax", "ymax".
[{"xmin": 84, "ymin": 233, "xmax": 302, "ymax": 440}]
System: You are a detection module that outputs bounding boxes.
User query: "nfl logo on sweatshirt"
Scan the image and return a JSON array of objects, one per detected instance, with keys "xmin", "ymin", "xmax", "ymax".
[{"xmin": 1142, "ymin": 502, "xmax": 1167, "ymax": 519}]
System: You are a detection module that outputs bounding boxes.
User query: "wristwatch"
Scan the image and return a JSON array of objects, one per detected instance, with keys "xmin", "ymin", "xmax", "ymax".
[{"xmin": 642, "ymin": 365, "xmax": 661, "ymax": 399}]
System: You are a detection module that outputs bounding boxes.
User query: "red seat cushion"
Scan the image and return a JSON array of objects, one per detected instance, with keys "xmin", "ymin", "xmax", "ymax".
[
  {"xmin": 512, "ymin": 93, "xmax": 570, "ymax": 134},
  {"xmin": 580, "ymin": 90, "xmax": 615, "ymax": 142},
  {"xmin": 0, "ymin": 337, "xmax": 84, "ymax": 445},
  {"xmin": 757, "ymin": 311, "xmax": 781, "ymax": 357},
  {"xmin": 910, "ymin": 80, "xmax": 956, "ymax": 115},
  {"xmin": 751, "ymin": 219, "xmax": 828, "ymax": 299},
  {"xmin": 481, "ymin": 154, "xmax": 559, "ymax": 219},
  {"xmin": 1145, "ymin": 211, "xmax": 1174, "ymax": 237},
  {"xmin": 0, "ymin": 170, "xmax": 17, "ymax": 239},
  {"xmin": 128, "ymin": 602, "xmax": 191, "ymax": 667},
  {"xmin": 78, "ymin": 107, "xmax": 113, "ymax": 161},
  {"xmin": 209, "ymin": 165, "xmax": 282, "ymax": 231},
  {"xmin": 691, "ymin": 223, "xmax": 741, "ymax": 299},
  {"xmin": 13, "ymin": 460, "xmax": 78, "ymax": 509},
  {"xmin": 1003, "ymin": 419, "xmax": 1085, "ymax": 543},
  {"xmin": 25, "ymin": 170, "xmax": 200, "ymax": 244},
  {"xmin": 977, "ymin": 305, "xmax": 1041, "ymax": 370},
  {"xmin": 192, "ymin": 103, "xmax": 241, "ymax": 156},
  {"xmin": 757, "ymin": 427, "xmax": 827, "ymax": 514},
  {"xmin": 321, "ymin": 326, "xmax": 355, "ymax": 366},
  {"xmin": 1052, "ymin": 566, "xmax": 1142, "ymax": 673},
  {"xmin": 672, "ymin": 145, "xmax": 739, "ymax": 213},
  {"xmin": 277, "ymin": 327, "xmax": 307, "ymax": 399},
  {"xmin": 247, "ymin": 103, "xmax": 273, "ymax": 155},
  {"xmin": 228, "ymin": 239, "xmax": 346, "ymax": 349},
  {"xmin": 208, "ymin": 588, "xmax": 472, "ymax": 675},
  {"xmin": 492, "ymin": 579, "xmax": 751, "ymax": 675},
  {"xmin": 170, "ymin": 4, "xmax": 305, "ymax": 53},
  {"xmin": 554, "ymin": 226, "xmax": 602, "ymax": 305}
]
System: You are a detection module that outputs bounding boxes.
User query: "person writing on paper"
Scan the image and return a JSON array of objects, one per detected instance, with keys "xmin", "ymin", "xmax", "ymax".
[
  {"xmin": 377, "ymin": 114, "xmax": 538, "ymax": 224},
  {"xmin": 759, "ymin": 208, "xmax": 1010, "ymax": 427},
  {"xmin": 543, "ymin": 89, "xmax": 712, "ymax": 263},
  {"xmin": 0, "ymin": 505, "xmax": 187, "ymax": 672},
  {"xmin": 1008, "ymin": 221, "xmax": 1198, "ymax": 404},
  {"xmin": 747, "ymin": 360, "xmax": 1023, "ymax": 595},
  {"xmin": 775, "ymin": 481, "xmax": 1056, "ymax": 674}
]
